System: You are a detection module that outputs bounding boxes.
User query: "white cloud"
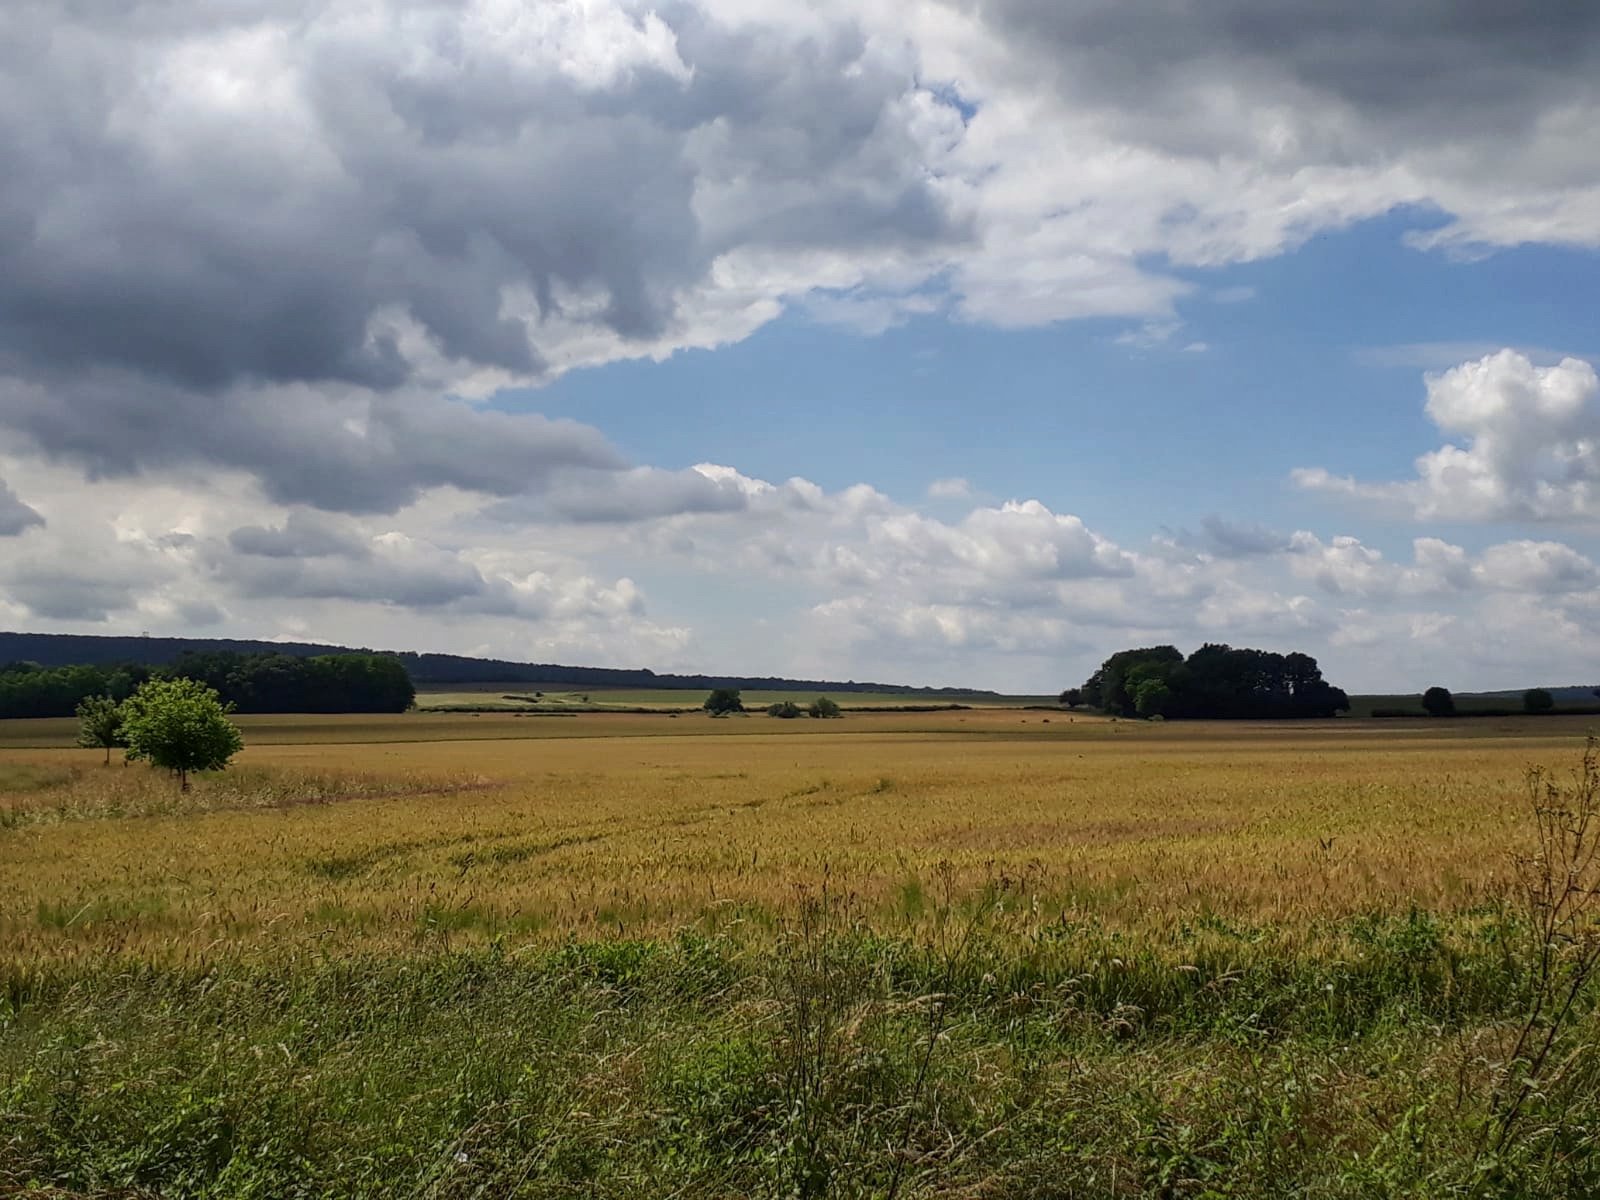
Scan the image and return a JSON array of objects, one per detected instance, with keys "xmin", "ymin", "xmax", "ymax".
[
  {"xmin": 1297, "ymin": 350, "xmax": 1600, "ymax": 521},
  {"xmin": 927, "ymin": 476, "xmax": 974, "ymax": 500}
]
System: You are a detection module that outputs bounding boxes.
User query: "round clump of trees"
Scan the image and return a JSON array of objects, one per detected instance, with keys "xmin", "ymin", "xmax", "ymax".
[
  {"xmin": 1422, "ymin": 686, "xmax": 1455, "ymax": 717},
  {"xmin": 703, "ymin": 688, "xmax": 744, "ymax": 716},
  {"xmin": 1074, "ymin": 643, "xmax": 1350, "ymax": 720}
]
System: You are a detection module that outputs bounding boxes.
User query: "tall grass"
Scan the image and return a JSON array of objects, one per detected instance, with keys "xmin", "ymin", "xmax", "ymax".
[{"xmin": 3, "ymin": 729, "xmax": 1599, "ymax": 1194}]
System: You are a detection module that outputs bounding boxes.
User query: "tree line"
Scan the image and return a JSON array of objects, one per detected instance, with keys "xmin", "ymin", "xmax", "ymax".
[
  {"xmin": 0, "ymin": 631, "xmax": 994, "ymax": 696},
  {"xmin": 1066, "ymin": 643, "xmax": 1350, "ymax": 720},
  {"xmin": 0, "ymin": 651, "xmax": 414, "ymax": 719}
]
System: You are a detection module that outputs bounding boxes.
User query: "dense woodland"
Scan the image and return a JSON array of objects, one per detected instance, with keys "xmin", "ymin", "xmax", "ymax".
[
  {"xmin": 1075, "ymin": 643, "xmax": 1350, "ymax": 719},
  {"xmin": 0, "ymin": 631, "xmax": 989, "ymax": 696},
  {"xmin": 0, "ymin": 652, "xmax": 414, "ymax": 718}
]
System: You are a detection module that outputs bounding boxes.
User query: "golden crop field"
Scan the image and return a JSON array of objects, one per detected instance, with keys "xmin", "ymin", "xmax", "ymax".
[
  {"xmin": 3, "ymin": 710, "xmax": 1591, "ymax": 966},
  {"xmin": 7, "ymin": 711, "xmax": 1600, "ymax": 1196}
]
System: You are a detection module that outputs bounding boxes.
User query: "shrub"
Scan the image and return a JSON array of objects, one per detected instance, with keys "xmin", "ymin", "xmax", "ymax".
[
  {"xmin": 704, "ymin": 688, "xmax": 744, "ymax": 716},
  {"xmin": 767, "ymin": 701, "xmax": 802, "ymax": 719},
  {"xmin": 1523, "ymin": 688, "xmax": 1554, "ymax": 713},
  {"xmin": 808, "ymin": 697, "xmax": 842, "ymax": 719}
]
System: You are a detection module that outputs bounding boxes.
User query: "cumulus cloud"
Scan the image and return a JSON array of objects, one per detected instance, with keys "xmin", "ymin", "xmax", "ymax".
[
  {"xmin": 0, "ymin": 0, "xmax": 1596, "ymax": 521},
  {"xmin": 1296, "ymin": 351, "xmax": 1600, "ymax": 521},
  {"xmin": 0, "ymin": 477, "xmax": 43, "ymax": 536},
  {"xmin": 965, "ymin": 0, "xmax": 1600, "ymax": 253},
  {"xmin": 1285, "ymin": 531, "xmax": 1600, "ymax": 599},
  {"xmin": 3, "ymin": 1, "xmax": 1600, "ymax": 690},
  {"xmin": 1474, "ymin": 540, "xmax": 1600, "ymax": 594}
]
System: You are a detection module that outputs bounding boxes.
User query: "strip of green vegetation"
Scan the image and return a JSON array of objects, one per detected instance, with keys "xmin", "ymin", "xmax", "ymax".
[{"xmin": 3, "ymin": 905, "xmax": 1596, "ymax": 1199}]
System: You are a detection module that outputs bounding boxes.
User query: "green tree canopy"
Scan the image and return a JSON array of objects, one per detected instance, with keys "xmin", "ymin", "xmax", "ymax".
[
  {"xmin": 1523, "ymin": 688, "xmax": 1555, "ymax": 713},
  {"xmin": 1078, "ymin": 644, "xmax": 1349, "ymax": 720},
  {"xmin": 809, "ymin": 696, "xmax": 842, "ymax": 719},
  {"xmin": 703, "ymin": 688, "xmax": 744, "ymax": 716},
  {"xmin": 121, "ymin": 677, "xmax": 245, "ymax": 790},
  {"xmin": 75, "ymin": 693, "xmax": 126, "ymax": 764}
]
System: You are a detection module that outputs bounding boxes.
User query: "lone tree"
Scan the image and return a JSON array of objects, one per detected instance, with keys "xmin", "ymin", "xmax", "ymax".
[
  {"xmin": 75, "ymin": 694, "xmax": 125, "ymax": 765},
  {"xmin": 703, "ymin": 688, "xmax": 744, "ymax": 717},
  {"xmin": 121, "ymin": 677, "xmax": 244, "ymax": 791},
  {"xmin": 1524, "ymin": 687, "xmax": 1555, "ymax": 714},
  {"xmin": 1059, "ymin": 687, "xmax": 1083, "ymax": 709},
  {"xmin": 1422, "ymin": 686, "xmax": 1456, "ymax": 717},
  {"xmin": 809, "ymin": 696, "xmax": 842, "ymax": 719}
]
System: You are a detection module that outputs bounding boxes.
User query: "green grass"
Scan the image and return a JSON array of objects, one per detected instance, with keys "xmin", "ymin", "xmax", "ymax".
[{"xmin": 4, "ymin": 910, "xmax": 1596, "ymax": 1198}]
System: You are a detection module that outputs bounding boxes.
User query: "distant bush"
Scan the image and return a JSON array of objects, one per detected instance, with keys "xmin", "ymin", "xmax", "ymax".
[
  {"xmin": 1524, "ymin": 688, "xmax": 1554, "ymax": 713},
  {"xmin": 808, "ymin": 697, "xmax": 842, "ymax": 719},
  {"xmin": 703, "ymin": 688, "xmax": 744, "ymax": 716},
  {"xmin": 767, "ymin": 701, "xmax": 802, "ymax": 719}
]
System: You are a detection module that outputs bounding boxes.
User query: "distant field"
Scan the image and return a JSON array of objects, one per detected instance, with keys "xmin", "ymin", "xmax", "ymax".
[
  {"xmin": 5, "ymin": 709, "xmax": 1599, "ymax": 1194},
  {"xmin": 414, "ymin": 681, "xmax": 1047, "ymax": 710}
]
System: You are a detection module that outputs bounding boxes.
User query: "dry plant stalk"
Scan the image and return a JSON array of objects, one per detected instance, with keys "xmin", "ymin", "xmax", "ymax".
[{"xmin": 1478, "ymin": 737, "xmax": 1600, "ymax": 1162}]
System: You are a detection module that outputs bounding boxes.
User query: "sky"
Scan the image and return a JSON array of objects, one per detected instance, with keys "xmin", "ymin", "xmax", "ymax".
[{"xmin": 1, "ymin": 1, "xmax": 1599, "ymax": 694}]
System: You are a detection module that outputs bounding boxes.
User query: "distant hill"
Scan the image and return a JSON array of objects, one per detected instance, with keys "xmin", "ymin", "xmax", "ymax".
[
  {"xmin": 0, "ymin": 631, "xmax": 993, "ymax": 697},
  {"xmin": 1472, "ymin": 685, "xmax": 1600, "ymax": 704}
]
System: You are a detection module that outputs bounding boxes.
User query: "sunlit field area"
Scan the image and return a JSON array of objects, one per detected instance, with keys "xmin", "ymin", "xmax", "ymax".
[{"xmin": 5, "ymin": 712, "xmax": 1599, "ymax": 1196}]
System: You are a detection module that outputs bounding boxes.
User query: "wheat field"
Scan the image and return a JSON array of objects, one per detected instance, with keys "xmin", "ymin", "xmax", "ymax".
[
  {"xmin": 4, "ymin": 711, "xmax": 1599, "ymax": 1196},
  {"xmin": 1, "ymin": 711, "xmax": 1584, "ymax": 962}
]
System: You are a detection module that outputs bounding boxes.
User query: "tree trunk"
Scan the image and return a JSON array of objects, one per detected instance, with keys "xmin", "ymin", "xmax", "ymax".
[
  {"xmin": 104, "ymin": 744, "xmax": 110, "ymax": 765},
  {"xmin": 179, "ymin": 768, "xmax": 189, "ymax": 793}
]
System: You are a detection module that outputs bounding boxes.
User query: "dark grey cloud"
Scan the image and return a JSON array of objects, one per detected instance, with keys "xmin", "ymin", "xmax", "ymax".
[
  {"xmin": 0, "ymin": 372, "xmax": 624, "ymax": 513},
  {"xmin": 4, "ymin": 568, "xmax": 142, "ymax": 622},
  {"xmin": 1196, "ymin": 515, "xmax": 1292, "ymax": 559},
  {"xmin": 207, "ymin": 527, "xmax": 642, "ymax": 620},
  {"xmin": 215, "ymin": 539, "xmax": 489, "ymax": 609},
  {"xmin": 0, "ymin": 2, "xmax": 953, "ymax": 392},
  {"xmin": 977, "ymin": 0, "xmax": 1600, "ymax": 165},
  {"xmin": 0, "ymin": 478, "xmax": 44, "ymax": 536},
  {"xmin": 0, "ymin": 2, "xmax": 962, "ymax": 510},
  {"xmin": 229, "ymin": 511, "xmax": 372, "ymax": 559},
  {"xmin": 485, "ymin": 466, "xmax": 752, "ymax": 524}
]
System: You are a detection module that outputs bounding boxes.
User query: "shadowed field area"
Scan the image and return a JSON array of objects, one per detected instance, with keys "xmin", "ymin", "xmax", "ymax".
[{"xmin": 4, "ymin": 713, "xmax": 1599, "ymax": 1195}]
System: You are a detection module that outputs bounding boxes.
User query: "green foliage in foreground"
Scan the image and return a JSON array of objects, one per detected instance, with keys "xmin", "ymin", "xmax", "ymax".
[
  {"xmin": 3, "ymin": 908, "xmax": 1597, "ymax": 1199},
  {"xmin": 120, "ymin": 677, "xmax": 245, "ymax": 790}
]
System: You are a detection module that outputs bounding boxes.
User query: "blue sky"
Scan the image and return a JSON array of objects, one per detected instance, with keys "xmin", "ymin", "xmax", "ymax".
[
  {"xmin": 514, "ymin": 213, "xmax": 1595, "ymax": 540},
  {"xmin": 2, "ymin": 1, "xmax": 1599, "ymax": 693}
]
